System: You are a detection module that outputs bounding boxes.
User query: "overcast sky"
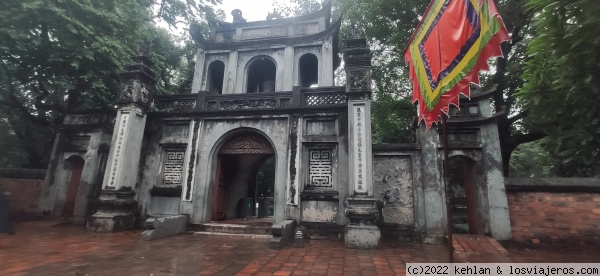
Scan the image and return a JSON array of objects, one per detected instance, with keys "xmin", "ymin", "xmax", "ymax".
[{"xmin": 220, "ymin": 0, "xmax": 275, "ymax": 22}]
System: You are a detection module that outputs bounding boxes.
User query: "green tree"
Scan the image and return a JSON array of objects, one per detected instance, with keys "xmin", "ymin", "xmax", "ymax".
[
  {"xmin": 333, "ymin": 0, "xmax": 548, "ymax": 175},
  {"xmin": 519, "ymin": 0, "xmax": 600, "ymax": 176},
  {"xmin": 0, "ymin": 0, "xmax": 220, "ymax": 168}
]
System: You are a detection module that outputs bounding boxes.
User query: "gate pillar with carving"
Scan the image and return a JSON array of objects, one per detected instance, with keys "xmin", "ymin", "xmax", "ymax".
[
  {"xmin": 344, "ymin": 37, "xmax": 380, "ymax": 249},
  {"xmin": 88, "ymin": 50, "xmax": 156, "ymax": 232}
]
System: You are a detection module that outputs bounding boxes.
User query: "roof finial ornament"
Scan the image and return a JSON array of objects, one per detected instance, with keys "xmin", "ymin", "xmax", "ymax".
[
  {"xmin": 350, "ymin": 21, "xmax": 365, "ymax": 39},
  {"xmin": 231, "ymin": 9, "xmax": 246, "ymax": 23},
  {"xmin": 137, "ymin": 41, "xmax": 152, "ymax": 57},
  {"xmin": 266, "ymin": 9, "xmax": 283, "ymax": 20}
]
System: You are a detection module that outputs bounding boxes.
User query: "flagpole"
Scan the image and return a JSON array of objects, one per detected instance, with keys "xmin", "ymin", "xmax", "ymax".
[{"xmin": 441, "ymin": 114, "xmax": 454, "ymax": 263}]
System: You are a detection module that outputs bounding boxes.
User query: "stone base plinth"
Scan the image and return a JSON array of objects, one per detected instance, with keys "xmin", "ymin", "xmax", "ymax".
[
  {"xmin": 345, "ymin": 225, "xmax": 381, "ymax": 249},
  {"xmin": 88, "ymin": 214, "xmax": 136, "ymax": 232},
  {"xmin": 270, "ymin": 220, "xmax": 296, "ymax": 250},
  {"xmin": 87, "ymin": 189, "xmax": 137, "ymax": 232}
]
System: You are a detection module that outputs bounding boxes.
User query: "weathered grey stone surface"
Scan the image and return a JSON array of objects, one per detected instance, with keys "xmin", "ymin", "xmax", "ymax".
[
  {"xmin": 142, "ymin": 215, "xmax": 188, "ymax": 241},
  {"xmin": 373, "ymin": 156, "xmax": 414, "ymax": 225},
  {"xmin": 345, "ymin": 225, "xmax": 380, "ymax": 249},
  {"xmin": 270, "ymin": 219, "xmax": 296, "ymax": 249}
]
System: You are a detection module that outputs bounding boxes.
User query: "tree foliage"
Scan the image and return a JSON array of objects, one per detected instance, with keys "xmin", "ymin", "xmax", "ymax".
[
  {"xmin": 0, "ymin": 0, "xmax": 220, "ymax": 168},
  {"xmin": 518, "ymin": 0, "xmax": 600, "ymax": 176},
  {"xmin": 332, "ymin": 0, "xmax": 553, "ymax": 175}
]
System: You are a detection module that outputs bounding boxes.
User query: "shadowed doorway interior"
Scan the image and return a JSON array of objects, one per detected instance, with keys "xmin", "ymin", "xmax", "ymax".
[{"xmin": 211, "ymin": 132, "xmax": 275, "ymax": 221}]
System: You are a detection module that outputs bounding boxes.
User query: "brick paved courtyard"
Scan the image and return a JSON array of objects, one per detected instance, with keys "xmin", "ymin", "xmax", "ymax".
[{"xmin": 1, "ymin": 221, "xmax": 599, "ymax": 276}]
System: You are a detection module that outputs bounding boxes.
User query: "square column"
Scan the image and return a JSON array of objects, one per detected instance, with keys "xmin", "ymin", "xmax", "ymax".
[
  {"xmin": 88, "ymin": 52, "xmax": 156, "ymax": 232},
  {"xmin": 344, "ymin": 38, "xmax": 380, "ymax": 249}
]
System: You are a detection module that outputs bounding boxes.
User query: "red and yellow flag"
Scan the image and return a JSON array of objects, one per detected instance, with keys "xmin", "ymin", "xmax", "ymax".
[{"xmin": 404, "ymin": 0, "xmax": 509, "ymax": 127}]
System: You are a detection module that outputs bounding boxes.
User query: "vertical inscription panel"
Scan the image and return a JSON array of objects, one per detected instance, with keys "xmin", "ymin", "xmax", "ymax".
[
  {"xmin": 352, "ymin": 103, "xmax": 367, "ymax": 193},
  {"xmin": 106, "ymin": 112, "xmax": 129, "ymax": 188}
]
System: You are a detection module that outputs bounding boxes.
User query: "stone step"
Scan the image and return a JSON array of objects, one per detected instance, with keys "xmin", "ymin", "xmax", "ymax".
[
  {"xmin": 194, "ymin": 223, "xmax": 272, "ymax": 235},
  {"xmin": 192, "ymin": 231, "xmax": 271, "ymax": 239}
]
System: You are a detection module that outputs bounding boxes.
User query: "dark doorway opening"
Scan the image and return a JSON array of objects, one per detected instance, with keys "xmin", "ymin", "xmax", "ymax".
[
  {"xmin": 211, "ymin": 133, "xmax": 275, "ymax": 221},
  {"xmin": 207, "ymin": 60, "xmax": 225, "ymax": 94},
  {"xmin": 299, "ymin": 53, "xmax": 318, "ymax": 87},
  {"xmin": 449, "ymin": 155, "xmax": 481, "ymax": 234},
  {"xmin": 246, "ymin": 57, "xmax": 276, "ymax": 93},
  {"xmin": 63, "ymin": 156, "xmax": 84, "ymax": 217}
]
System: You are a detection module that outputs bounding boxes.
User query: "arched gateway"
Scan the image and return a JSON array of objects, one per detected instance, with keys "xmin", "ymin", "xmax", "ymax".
[
  {"xmin": 211, "ymin": 132, "xmax": 276, "ymax": 221},
  {"xmin": 41, "ymin": 3, "xmax": 511, "ymax": 249}
]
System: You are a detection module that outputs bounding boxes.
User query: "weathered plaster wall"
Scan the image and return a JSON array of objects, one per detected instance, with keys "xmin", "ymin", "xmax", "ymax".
[
  {"xmin": 296, "ymin": 112, "xmax": 349, "ymax": 226},
  {"xmin": 38, "ymin": 129, "xmax": 110, "ymax": 220},
  {"xmin": 138, "ymin": 118, "xmax": 191, "ymax": 218},
  {"xmin": 301, "ymin": 201, "xmax": 338, "ymax": 223}
]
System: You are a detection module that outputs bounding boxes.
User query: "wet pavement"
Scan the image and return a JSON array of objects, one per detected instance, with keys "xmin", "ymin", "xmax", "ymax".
[{"xmin": 1, "ymin": 220, "xmax": 599, "ymax": 276}]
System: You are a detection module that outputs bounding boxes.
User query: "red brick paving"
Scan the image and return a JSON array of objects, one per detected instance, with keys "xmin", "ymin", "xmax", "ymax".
[{"xmin": 1, "ymin": 221, "xmax": 599, "ymax": 276}]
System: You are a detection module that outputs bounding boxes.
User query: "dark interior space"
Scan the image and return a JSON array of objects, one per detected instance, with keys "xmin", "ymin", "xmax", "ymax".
[
  {"xmin": 299, "ymin": 53, "xmax": 318, "ymax": 87},
  {"xmin": 246, "ymin": 58, "xmax": 276, "ymax": 93},
  {"xmin": 207, "ymin": 60, "xmax": 225, "ymax": 94}
]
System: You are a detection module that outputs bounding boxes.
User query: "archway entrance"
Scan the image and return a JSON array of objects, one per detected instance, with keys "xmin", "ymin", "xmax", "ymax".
[
  {"xmin": 449, "ymin": 155, "xmax": 482, "ymax": 234},
  {"xmin": 211, "ymin": 132, "xmax": 275, "ymax": 221}
]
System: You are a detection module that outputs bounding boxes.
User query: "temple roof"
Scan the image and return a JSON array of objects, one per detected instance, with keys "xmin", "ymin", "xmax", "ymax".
[{"xmin": 190, "ymin": 1, "xmax": 340, "ymax": 49}]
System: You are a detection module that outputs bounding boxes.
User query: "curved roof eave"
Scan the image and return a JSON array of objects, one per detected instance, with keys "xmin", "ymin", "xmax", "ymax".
[{"xmin": 196, "ymin": 15, "xmax": 342, "ymax": 51}]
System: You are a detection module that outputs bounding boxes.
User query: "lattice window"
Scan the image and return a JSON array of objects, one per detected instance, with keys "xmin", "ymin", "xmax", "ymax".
[
  {"xmin": 307, "ymin": 149, "xmax": 333, "ymax": 187},
  {"xmin": 305, "ymin": 94, "xmax": 346, "ymax": 106},
  {"xmin": 176, "ymin": 100, "xmax": 196, "ymax": 110},
  {"xmin": 163, "ymin": 150, "xmax": 185, "ymax": 185}
]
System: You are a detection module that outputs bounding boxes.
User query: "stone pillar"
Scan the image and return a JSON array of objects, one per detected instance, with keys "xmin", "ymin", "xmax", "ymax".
[
  {"xmin": 479, "ymin": 100, "xmax": 512, "ymax": 239},
  {"xmin": 344, "ymin": 38, "xmax": 380, "ymax": 249},
  {"xmin": 191, "ymin": 48, "xmax": 205, "ymax": 93},
  {"xmin": 416, "ymin": 125, "xmax": 446, "ymax": 243},
  {"xmin": 88, "ymin": 52, "xmax": 156, "ymax": 232}
]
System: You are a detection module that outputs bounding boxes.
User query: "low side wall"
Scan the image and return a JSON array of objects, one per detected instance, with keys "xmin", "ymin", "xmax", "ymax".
[
  {"xmin": 0, "ymin": 168, "xmax": 46, "ymax": 220},
  {"xmin": 506, "ymin": 178, "xmax": 600, "ymax": 247}
]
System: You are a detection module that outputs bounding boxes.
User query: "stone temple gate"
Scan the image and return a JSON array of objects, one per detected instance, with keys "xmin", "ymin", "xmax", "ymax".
[{"xmin": 39, "ymin": 3, "xmax": 511, "ymax": 249}]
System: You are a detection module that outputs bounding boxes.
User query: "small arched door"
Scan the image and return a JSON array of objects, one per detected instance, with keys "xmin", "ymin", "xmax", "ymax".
[{"xmin": 63, "ymin": 156, "xmax": 84, "ymax": 217}]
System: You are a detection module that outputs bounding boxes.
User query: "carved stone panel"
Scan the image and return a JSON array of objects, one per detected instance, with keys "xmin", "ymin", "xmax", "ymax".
[
  {"xmin": 373, "ymin": 156, "xmax": 415, "ymax": 225},
  {"xmin": 241, "ymin": 26, "xmax": 288, "ymax": 40},
  {"xmin": 219, "ymin": 133, "xmax": 274, "ymax": 155},
  {"xmin": 163, "ymin": 150, "xmax": 185, "ymax": 185},
  {"xmin": 294, "ymin": 23, "xmax": 320, "ymax": 36},
  {"xmin": 220, "ymin": 99, "xmax": 277, "ymax": 110},
  {"xmin": 307, "ymin": 149, "xmax": 333, "ymax": 187},
  {"xmin": 347, "ymin": 69, "xmax": 370, "ymax": 90}
]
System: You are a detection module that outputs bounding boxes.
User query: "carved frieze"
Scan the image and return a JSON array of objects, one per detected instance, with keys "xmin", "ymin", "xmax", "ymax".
[
  {"xmin": 118, "ymin": 80, "xmax": 153, "ymax": 108},
  {"xmin": 294, "ymin": 23, "xmax": 319, "ymax": 36},
  {"xmin": 219, "ymin": 133, "xmax": 274, "ymax": 154},
  {"xmin": 347, "ymin": 69, "xmax": 370, "ymax": 90},
  {"xmin": 241, "ymin": 26, "xmax": 287, "ymax": 40},
  {"xmin": 220, "ymin": 99, "xmax": 277, "ymax": 110}
]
